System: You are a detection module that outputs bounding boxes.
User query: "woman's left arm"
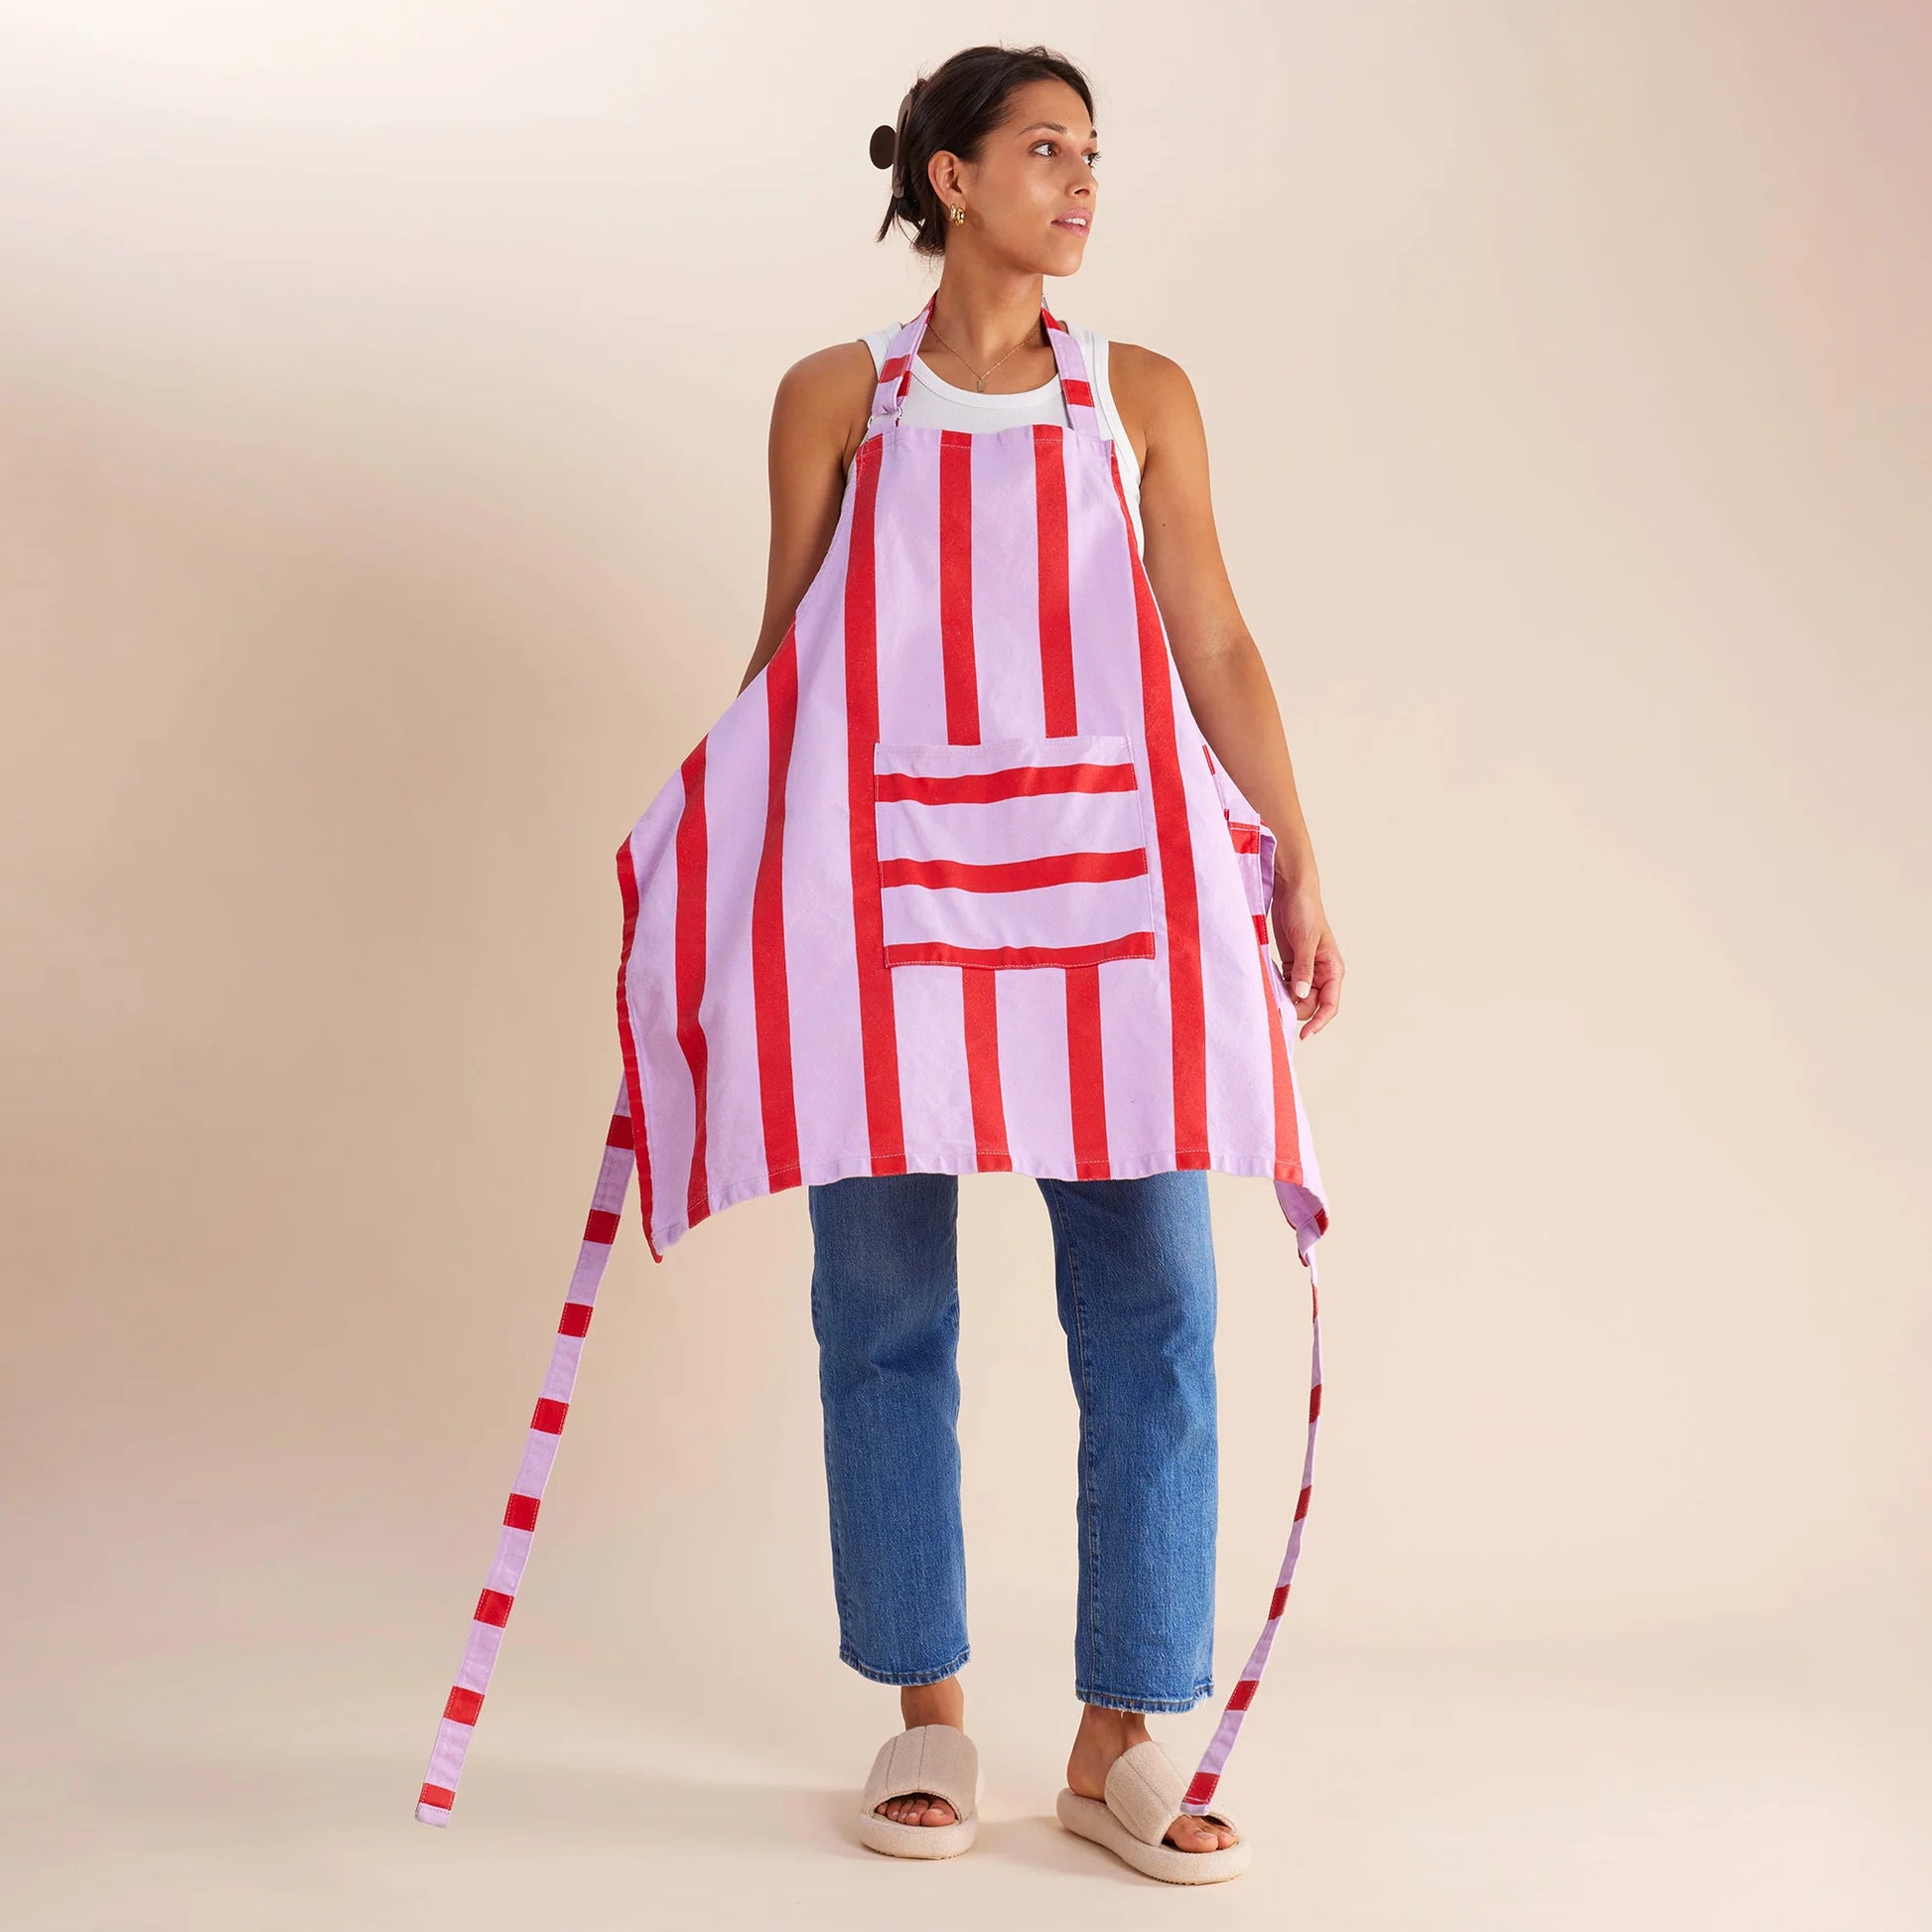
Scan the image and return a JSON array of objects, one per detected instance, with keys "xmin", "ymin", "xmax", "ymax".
[{"xmin": 1113, "ymin": 343, "xmax": 1343, "ymax": 1038}]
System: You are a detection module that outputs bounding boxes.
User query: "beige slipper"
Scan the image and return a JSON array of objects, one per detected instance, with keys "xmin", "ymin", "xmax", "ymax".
[
  {"xmin": 856, "ymin": 1722, "xmax": 984, "ymax": 1859},
  {"xmin": 1055, "ymin": 1737, "xmax": 1251, "ymax": 1883}
]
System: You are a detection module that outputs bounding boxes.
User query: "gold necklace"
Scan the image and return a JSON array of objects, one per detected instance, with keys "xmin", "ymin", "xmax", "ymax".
[{"xmin": 921, "ymin": 311, "xmax": 1046, "ymax": 392}]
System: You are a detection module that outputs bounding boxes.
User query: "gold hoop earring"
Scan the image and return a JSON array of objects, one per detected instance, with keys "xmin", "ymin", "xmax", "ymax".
[{"xmin": 948, "ymin": 204, "xmax": 965, "ymax": 225}]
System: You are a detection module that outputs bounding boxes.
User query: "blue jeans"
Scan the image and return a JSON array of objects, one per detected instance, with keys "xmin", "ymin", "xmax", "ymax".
[{"xmin": 806, "ymin": 1169, "xmax": 1219, "ymax": 1714}]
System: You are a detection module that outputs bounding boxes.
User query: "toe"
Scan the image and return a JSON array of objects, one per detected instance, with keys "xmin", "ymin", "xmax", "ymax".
[
  {"xmin": 878, "ymin": 1791, "xmax": 955, "ymax": 1826},
  {"xmin": 1165, "ymin": 1812, "xmax": 1236, "ymax": 1852}
]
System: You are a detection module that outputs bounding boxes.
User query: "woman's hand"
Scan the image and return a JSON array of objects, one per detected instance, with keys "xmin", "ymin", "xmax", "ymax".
[{"xmin": 1270, "ymin": 876, "xmax": 1344, "ymax": 1039}]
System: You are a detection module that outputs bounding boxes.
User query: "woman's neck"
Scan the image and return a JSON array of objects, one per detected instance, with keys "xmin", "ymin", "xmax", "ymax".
[{"xmin": 920, "ymin": 274, "xmax": 1054, "ymax": 393}]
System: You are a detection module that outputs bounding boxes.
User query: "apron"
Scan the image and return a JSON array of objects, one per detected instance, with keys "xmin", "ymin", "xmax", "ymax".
[{"xmin": 416, "ymin": 296, "xmax": 1331, "ymax": 1828}]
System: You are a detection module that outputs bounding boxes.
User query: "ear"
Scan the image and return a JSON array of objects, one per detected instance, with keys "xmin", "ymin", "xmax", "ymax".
[{"xmin": 926, "ymin": 150, "xmax": 963, "ymax": 203}]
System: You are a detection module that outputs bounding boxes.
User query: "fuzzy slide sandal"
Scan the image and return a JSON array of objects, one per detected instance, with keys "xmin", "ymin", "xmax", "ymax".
[
  {"xmin": 856, "ymin": 1722, "xmax": 983, "ymax": 1859},
  {"xmin": 1055, "ymin": 1737, "xmax": 1252, "ymax": 1884}
]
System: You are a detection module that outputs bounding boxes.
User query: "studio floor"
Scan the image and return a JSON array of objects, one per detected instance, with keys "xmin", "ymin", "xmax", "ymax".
[{"xmin": 12, "ymin": 1622, "xmax": 1924, "ymax": 1930}]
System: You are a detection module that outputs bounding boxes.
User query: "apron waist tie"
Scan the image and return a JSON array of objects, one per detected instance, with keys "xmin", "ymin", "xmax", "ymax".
[
  {"xmin": 414, "ymin": 1068, "xmax": 636, "ymax": 1827},
  {"xmin": 1179, "ymin": 1244, "xmax": 1323, "ymax": 1814}
]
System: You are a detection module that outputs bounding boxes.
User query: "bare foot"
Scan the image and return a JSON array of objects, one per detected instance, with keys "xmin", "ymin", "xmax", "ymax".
[
  {"xmin": 1065, "ymin": 1704, "xmax": 1239, "ymax": 1854},
  {"xmin": 875, "ymin": 1675, "xmax": 966, "ymax": 1827}
]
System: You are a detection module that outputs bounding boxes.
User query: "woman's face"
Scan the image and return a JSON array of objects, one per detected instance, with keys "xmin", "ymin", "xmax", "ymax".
[{"xmin": 936, "ymin": 77, "xmax": 1098, "ymax": 272}]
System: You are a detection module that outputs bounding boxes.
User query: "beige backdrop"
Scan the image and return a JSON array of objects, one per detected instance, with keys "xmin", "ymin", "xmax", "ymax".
[{"xmin": 4, "ymin": 3, "xmax": 1927, "ymax": 1926}]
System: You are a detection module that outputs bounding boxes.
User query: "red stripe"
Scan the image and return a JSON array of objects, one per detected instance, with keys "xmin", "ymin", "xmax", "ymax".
[
  {"xmin": 1216, "ymin": 756, "xmax": 1287, "ymax": 1123},
  {"xmin": 1182, "ymin": 1772, "xmax": 1219, "ymax": 1808},
  {"xmin": 1254, "ymin": 936, "xmax": 1306, "ymax": 1185},
  {"xmin": 1295, "ymin": 1482, "xmax": 1312, "ymax": 1521},
  {"xmin": 1310, "ymin": 1379, "xmax": 1322, "ymax": 1421},
  {"xmin": 1227, "ymin": 1676, "xmax": 1260, "ymax": 1711},
  {"xmin": 583, "ymin": 1208, "xmax": 619, "ymax": 1246},
  {"xmin": 443, "ymin": 1687, "xmax": 483, "ymax": 1725},
  {"xmin": 474, "ymin": 1588, "xmax": 513, "ymax": 1627},
  {"xmin": 939, "ymin": 430, "xmax": 980, "ymax": 741},
  {"xmin": 613, "ymin": 839, "xmax": 663, "ymax": 1263},
  {"xmin": 934, "ymin": 454, "xmax": 1008, "ymax": 1173},
  {"xmin": 875, "ymin": 760, "xmax": 1136, "ymax": 805},
  {"xmin": 1059, "ymin": 375, "xmax": 1095, "ymax": 412},
  {"xmin": 672, "ymin": 740, "xmax": 713, "ymax": 1234},
  {"xmin": 1033, "ymin": 398, "xmax": 1107, "ymax": 1185},
  {"xmin": 1033, "ymin": 423, "xmax": 1077, "ymax": 734},
  {"xmin": 1269, "ymin": 1583, "xmax": 1291, "ymax": 1617},
  {"xmin": 531, "ymin": 1398, "xmax": 568, "ymax": 1435},
  {"xmin": 420, "ymin": 1782, "xmax": 456, "ymax": 1810},
  {"xmin": 961, "ymin": 969, "xmax": 1011, "ymax": 1169},
  {"xmin": 880, "ymin": 847, "xmax": 1148, "ymax": 894},
  {"xmin": 1111, "ymin": 447, "xmax": 1208, "ymax": 1160},
  {"xmin": 1258, "ymin": 944, "xmax": 1299, "ymax": 1180},
  {"xmin": 604, "ymin": 1112, "xmax": 631, "ymax": 1149},
  {"xmin": 503, "ymin": 1492, "xmax": 540, "ymax": 1530},
  {"xmin": 1065, "ymin": 965, "xmax": 1110, "ymax": 1175},
  {"xmin": 557, "ymin": 1301, "xmax": 591, "ymax": 1338},
  {"xmin": 885, "ymin": 934, "xmax": 1154, "ymax": 970},
  {"xmin": 753, "ymin": 624, "xmax": 802, "ymax": 1184},
  {"xmin": 845, "ymin": 435, "xmax": 907, "ymax": 1172}
]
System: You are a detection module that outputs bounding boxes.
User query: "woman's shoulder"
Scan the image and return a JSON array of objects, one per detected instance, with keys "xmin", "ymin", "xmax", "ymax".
[
  {"xmin": 1098, "ymin": 334, "xmax": 1197, "ymax": 460},
  {"xmin": 1094, "ymin": 333, "xmax": 1187, "ymax": 399},
  {"xmin": 772, "ymin": 335, "xmax": 883, "ymax": 423}
]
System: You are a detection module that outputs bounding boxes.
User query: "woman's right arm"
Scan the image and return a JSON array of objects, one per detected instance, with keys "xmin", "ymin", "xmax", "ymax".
[{"xmin": 736, "ymin": 343, "xmax": 878, "ymax": 695}]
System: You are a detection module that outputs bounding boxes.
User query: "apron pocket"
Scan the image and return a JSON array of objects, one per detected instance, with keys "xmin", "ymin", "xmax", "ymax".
[{"xmin": 873, "ymin": 733, "xmax": 1159, "ymax": 969}]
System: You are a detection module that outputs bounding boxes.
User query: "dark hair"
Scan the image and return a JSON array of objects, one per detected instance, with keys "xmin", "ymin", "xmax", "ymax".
[{"xmin": 870, "ymin": 45, "xmax": 1095, "ymax": 257}]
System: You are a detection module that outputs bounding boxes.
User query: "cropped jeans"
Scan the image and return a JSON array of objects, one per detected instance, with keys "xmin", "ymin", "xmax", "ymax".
[{"xmin": 806, "ymin": 1169, "xmax": 1219, "ymax": 1714}]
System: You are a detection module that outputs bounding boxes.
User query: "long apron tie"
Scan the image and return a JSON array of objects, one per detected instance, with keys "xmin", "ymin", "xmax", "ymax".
[
  {"xmin": 1179, "ymin": 1247, "xmax": 1322, "ymax": 1813},
  {"xmin": 414, "ymin": 1082, "xmax": 1323, "ymax": 1826},
  {"xmin": 414, "ymin": 1068, "xmax": 636, "ymax": 1826}
]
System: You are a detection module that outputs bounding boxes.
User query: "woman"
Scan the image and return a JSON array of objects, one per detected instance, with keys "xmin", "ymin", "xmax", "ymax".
[{"xmin": 737, "ymin": 45, "xmax": 1343, "ymax": 1882}]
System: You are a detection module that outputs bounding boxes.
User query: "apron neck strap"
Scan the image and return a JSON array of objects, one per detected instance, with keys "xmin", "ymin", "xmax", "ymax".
[{"xmin": 867, "ymin": 295, "xmax": 1104, "ymax": 440}]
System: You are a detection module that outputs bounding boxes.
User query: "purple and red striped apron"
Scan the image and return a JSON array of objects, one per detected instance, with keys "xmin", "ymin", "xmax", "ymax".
[{"xmin": 416, "ymin": 296, "xmax": 1330, "ymax": 1827}]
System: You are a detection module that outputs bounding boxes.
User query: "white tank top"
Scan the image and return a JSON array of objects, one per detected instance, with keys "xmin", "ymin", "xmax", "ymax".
[{"xmin": 860, "ymin": 318, "xmax": 1145, "ymax": 556}]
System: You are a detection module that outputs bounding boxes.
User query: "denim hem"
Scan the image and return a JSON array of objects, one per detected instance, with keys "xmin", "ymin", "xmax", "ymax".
[
  {"xmin": 840, "ymin": 1640, "xmax": 971, "ymax": 1687},
  {"xmin": 1077, "ymin": 1681, "xmax": 1213, "ymax": 1714}
]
